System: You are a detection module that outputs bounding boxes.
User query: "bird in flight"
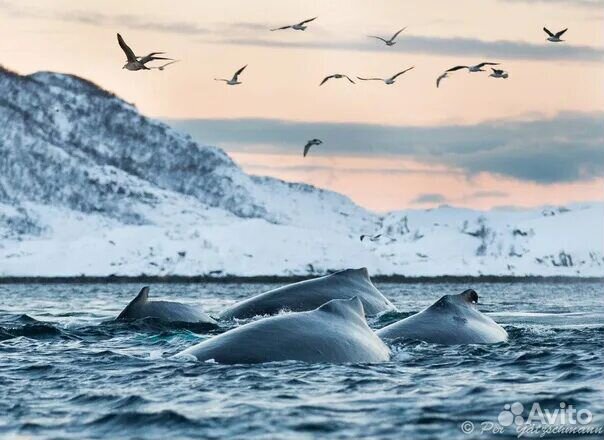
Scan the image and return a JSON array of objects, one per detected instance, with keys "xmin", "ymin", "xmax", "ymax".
[
  {"xmin": 445, "ymin": 62, "xmax": 499, "ymax": 73},
  {"xmin": 152, "ymin": 60, "xmax": 180, "ymax": 71},
  {"xmin": 215, "ymin": 65, "xmax": 247, "ymax": 85},
  {"xmin": 360, "ymin": 234, "xmax": 382, "ymax": 242},
  {"xmin": 303, "ymin": 139, "xmax": 322, "ymax": 157},
  {"xmin": 368, "ymin": 27, "xmax": 407, "ymax": 46},
  {"xmin": 489, "ymin": 68, "xmax": 509, "ymax": 79},
  {"xmin": 543, "ymin": 27, "xmax": 567, "ymax": 42},
  {"xmin": 357, "ymin": 67, "xmax": 414, "ymax": 85},
  {"xmin": 271, "ymin": 17, "xmax": 318, "ymax": 31},
  {"xmin": 117, "ymin": 33, "xmax": 172, "ymax": 71},
  {"xmin": 320, "ymin": 74, "xmax": 355, "ymax": 86}
]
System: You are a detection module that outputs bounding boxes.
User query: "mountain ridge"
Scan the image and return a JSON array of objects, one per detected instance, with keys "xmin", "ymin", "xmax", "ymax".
[{"xmin": 1, "ymin": 67, "xmax": 602, "ymax": 277}]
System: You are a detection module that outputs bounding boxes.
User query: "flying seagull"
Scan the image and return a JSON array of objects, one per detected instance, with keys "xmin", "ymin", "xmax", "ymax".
[
  {"xmin": 360, "ymin": 234, "xmax": 382, "ymax": 242},
  {"xmin": 320, "ymin": 74, "xmax": 355, "ymax": 86},
  {"xmin": 368, "ymin": 27, "xmax": 407, "ymax": 46},
  {"xmin": 445, "ymin": 62, "xmax": 499, "ymax": 73},
  {"xmin": 543, "ymin": 27, "xmax": 567, "ymax": 42},
  {"xmin": 489, "ymin": 68, "xmax": 509, "ymax": 79},
  {"xmin": 303, "ymin": 139, "xmax": 322, "ymax": 157},
  {"xmin": 357, "ymin": 67, "xmax": 414, "ymax": 85},
  {"xmin": 151, "ymin": 60, "xmax": 180, "ymax": 71},
  {"xmin": 117, "ymin": 33, "xmax": 171, "ymax": 71},
  {"xmin": 215, "ymin": 65, "xmax": 247, "ymax": 85},
  {"xmin": 271, "ymin": 17, "xmax": 318, "ymax": 31}
]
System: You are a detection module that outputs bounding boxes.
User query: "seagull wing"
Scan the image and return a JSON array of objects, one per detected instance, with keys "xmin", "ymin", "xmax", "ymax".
[
  {"xmin": 357, "ymin": 77, "xmax": 383, "ymax": 81},
  {"xmin": 138, "ymin": 51, "xmax": 166, "ymax": 59},
  {"xmin": 391, "ymin": 66, "xmax": 414, "ymax": 80},
  {"xmin": 270, "ymin": 25, "xmax": 292, "ymax": 31},
  {"xmin": 303, "ymin": 142, "xmax": 312, "ymax": 157},
  {"xmin": 343, "ymin": 75, "xmax": 355, "ymax": 84},
  {"xmin": 436, "ymin": 72, "xmax": 447, "ymax": 88},
  {"xmin": 299, "ymin": 16, "xmax": 318, "ymax": 25},
  {"xmin": 555, "ymin": 28, "xmax": 568, "ymax": 38},
  {"xmin": 320, "ymin": 75, "xmax": 335, "ymax": 86},
  {"xmin": 139, "ymin": 53, "xmax": 171, "ymax": 64},
  {"xmin": 543, "ymin": 27, "xmax": 555, "ymax": 37},
  {"xmin": 491, "ymin": 68, "xmax": 503, "ymax": 74},
  {"xmin": 446, "ymin": 65, "xmax": 468, "ymax": 72},
  {"xmin": 232, "ymin": 65, "xmax": 247, "ymax": 81},
  {"xmin": 390, "ymin": 27, "xmax": 407, "ymax": 41},
  {"xmin": 117, "ymin": 33, "xmax": 137, "ymax": 62},
  {"xmin": 475, "ymin": 62, "xmax": 499, "ymax": 68},
  {"xmin": 368, "ymin": 35, "xmax": 389, "ymax": 44},
  {"xmin": 153, "ymin": 60, "xmax": 179, "ymax": 70}
]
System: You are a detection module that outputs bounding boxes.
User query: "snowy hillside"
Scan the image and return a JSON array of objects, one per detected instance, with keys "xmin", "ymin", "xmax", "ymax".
[{"xmin": 0, "ymin": 66, "xmax": 602, "ymax": 277}]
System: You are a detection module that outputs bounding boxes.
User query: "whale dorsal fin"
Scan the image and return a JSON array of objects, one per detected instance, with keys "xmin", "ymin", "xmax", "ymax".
[
  {"xmin": 333, "ymin": 267, "xmax": 370, "ymax": 280},
  {"xmin": 135, "ymin": 286, "xmax": 150, "ymax": 302},
  {"xmin": 116, "ymin": 286, "xmax": 149, "ymax": 320},
  {"xmin": 459, "ymin": 289, "xmax": 479, "ymax": 304},
  {"xmin": 427, "ymin": 289, "xmax": 479, "ymax": 312},
  {"xmin": 317, "ymin": 296, "xmax": 365, "ymax": 320}
]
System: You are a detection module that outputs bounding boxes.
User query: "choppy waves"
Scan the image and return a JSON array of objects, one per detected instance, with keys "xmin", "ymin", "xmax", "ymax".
[{"xmin": 1, "ymin": 281, "xmax": 603, "ymax": 439}]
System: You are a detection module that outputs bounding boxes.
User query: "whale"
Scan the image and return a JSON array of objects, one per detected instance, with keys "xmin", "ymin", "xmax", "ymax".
[
  {"xmin": 219, "ymin": 268, "xmax": 396, "ymax": 320},
  {"xmin": 116, "ymin": 287, "xmax": 217, "ymax": 325},
  {"xmin": 178, "ymin": 297, "xmax": 391, "ymax": 364},
  {"xmin": 377, "ymin": 289, "xmax": 508, "ymax": 344}
]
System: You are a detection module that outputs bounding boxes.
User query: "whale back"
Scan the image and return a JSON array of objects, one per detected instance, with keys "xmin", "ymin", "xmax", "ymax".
[
  {"xmin": 116, "ymin": 287, "xmax": 217, "ymax": 325},
  {"xmin": 180, "ymin": 297, "xmax": 390, "ymax": 364},
  {"xmin": 377, "ymin": 289, "xmax": 508, "ymax": 344},
  {"xmin": 219, "ymin": 268, "xmax": 395, "ymax": 319}
]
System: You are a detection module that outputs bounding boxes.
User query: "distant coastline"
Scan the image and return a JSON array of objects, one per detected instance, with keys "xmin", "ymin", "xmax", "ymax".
[{"xmin": 1, "ymin": 275, "xmax": 602, "ymax": 284}]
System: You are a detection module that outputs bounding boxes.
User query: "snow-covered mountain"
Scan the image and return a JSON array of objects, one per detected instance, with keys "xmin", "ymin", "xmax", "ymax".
[{"xmin": 1, "ymin": 66, "xmax": 602, "ymax": 277}]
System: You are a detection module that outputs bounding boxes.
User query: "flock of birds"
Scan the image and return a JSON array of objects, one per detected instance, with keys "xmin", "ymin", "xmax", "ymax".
[{"xmin": 116, "ymin": 19, "xmax": 569, "ymax": 158}]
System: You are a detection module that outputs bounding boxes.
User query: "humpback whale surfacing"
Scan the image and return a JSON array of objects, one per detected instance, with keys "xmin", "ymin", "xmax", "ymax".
[
  {"xmin": 377, "ymin": 289, "xmax": 508, "ymax": 345},
  {"xmin": 116, "ymin": 287, "xmax": 217, "ymax": 325},
  {"xmin": 219, "ymin": 268, "xmax": 396, "ymax": 320},
  {"xmin": 179, "ymin": 297, "xmax": 390, "ymax": 364}
]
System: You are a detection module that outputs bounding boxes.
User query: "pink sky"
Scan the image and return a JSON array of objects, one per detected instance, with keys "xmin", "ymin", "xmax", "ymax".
[
  {"xmin": 232, "ymin": 153, "xmax": 604, "ymax": 212},
  {"xmin": 1, "ymin": 0, "xmax": 602, "ymax": 211}
]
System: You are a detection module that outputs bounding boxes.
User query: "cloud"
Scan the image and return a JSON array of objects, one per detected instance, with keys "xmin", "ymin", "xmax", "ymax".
[
  {"xmin": 238, "ymin": 163, "xmax": 461, "ymax": 176},
  {"xmin": 411, "ymin": 193, "xmax": 449, "ymax": 204},
  {"xmin": 167, "ymin": 112, "xmax": 604, "ymax": 184},
  {"xmin": 215, "ymin": 35, "xmax": 604, "ymax": 63},
  {"xmin": 499, "ymin": 0, "xmax": 604, "ymax": 8},
  {"xmin": 467, "ymin": 190, "xmax": 509, "ymax": 199},
  {"xmin": 227, "ymin": 22, "xmax": 270, "ymax": 32},
  {"xmin": 0, "ymin": 2, "xmax": 260, "ymax": 36},
  {"xmin": 65, "ymin": 11, "xmax": 212, "ymax": 35},
  {"xmin": 453, "ymin": 137, "xmax": 604, "ymax": 182}
]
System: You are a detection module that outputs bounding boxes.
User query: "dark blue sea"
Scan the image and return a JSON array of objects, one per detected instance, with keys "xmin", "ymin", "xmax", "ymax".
[{"xmin": 1, "ymin": 281, "xmax": 603, "ymax": 439}]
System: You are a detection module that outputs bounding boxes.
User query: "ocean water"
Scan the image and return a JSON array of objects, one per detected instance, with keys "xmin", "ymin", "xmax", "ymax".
[{"xmin": 1, "ymin": 281, "xmax": 603, "ymax": 440}]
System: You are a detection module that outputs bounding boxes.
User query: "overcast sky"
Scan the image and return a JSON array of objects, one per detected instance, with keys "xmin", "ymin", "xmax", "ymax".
[{"xmin": 1, "ymin": 0, "xmax": 602, "ymax": 211}]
